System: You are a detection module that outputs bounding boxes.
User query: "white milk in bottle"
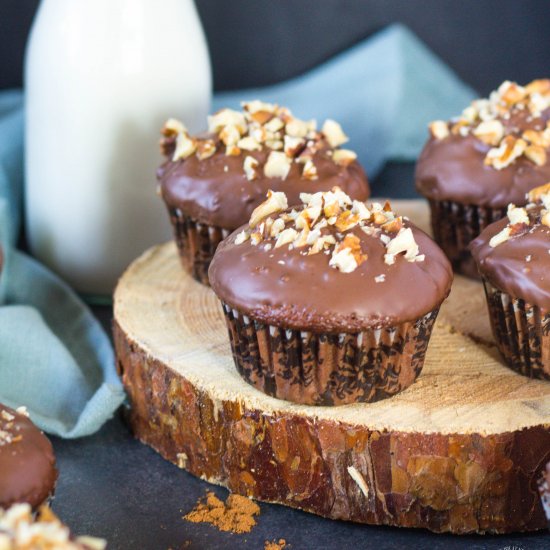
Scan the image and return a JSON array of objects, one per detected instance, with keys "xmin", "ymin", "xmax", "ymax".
[{"xmin": 25, "ymin": 0, "xmax": 211, "ymax": 294}]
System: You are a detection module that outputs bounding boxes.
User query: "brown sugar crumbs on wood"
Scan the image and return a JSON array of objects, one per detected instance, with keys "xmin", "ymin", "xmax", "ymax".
[
  {"xmin": 114, "ymin": 200, "xmax": 550, "ymax": 534},
  {"xmin": 184, "ymin": 492, "xmax": 260, "ymax": 534}
]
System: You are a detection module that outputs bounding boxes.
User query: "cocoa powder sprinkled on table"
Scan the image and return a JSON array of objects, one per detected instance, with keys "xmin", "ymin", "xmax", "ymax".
[
  {"xmin": 183, "ymin": 491, "xmax": 260, "ymax": 534},
  {"xmin": 264, "ymin": 539, "xmax": 287, "ymax": 550}
]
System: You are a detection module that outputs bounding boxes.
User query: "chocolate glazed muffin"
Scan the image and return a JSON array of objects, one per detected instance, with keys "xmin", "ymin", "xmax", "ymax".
[
  {"xmin": 0, "ymin": 404, "xmax": 58, "ymax": 509},
  {"xmin": 0, "ymin": 504, "xmax": 107, "ymax": 549},
  {"xmin": 416, "ymin": 79, "xmax": 550, "ymax": 278},
  {"xmin": 539, "ymin": 461, "xmax": 550, "ymax": 529},
  {"xmin": 157, "ymin": 101, "xmax": 369, "ymax": 285},
  {"xmin": 209, "ymin": 188, "xmax": 453, "ymax": 406},
  {"xmin": 470, "ymin": 183, "xmax": 550, "ymax": 380}
]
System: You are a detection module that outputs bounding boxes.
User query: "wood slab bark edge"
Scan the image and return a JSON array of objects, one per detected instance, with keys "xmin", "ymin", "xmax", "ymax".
[{"xmin": 113, "ymin": 200, "xmax": 550, "ymax": 534}]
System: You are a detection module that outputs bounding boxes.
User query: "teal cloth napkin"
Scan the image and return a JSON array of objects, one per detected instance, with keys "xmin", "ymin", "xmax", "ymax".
[
  {"xmin": 214, "ymin": 24, "xmax": 476, "ymax": 176},
  {"xmin": 0, "ymin": 91, "xmax": 125, "ymax": 438},
  {"xmin": 0, "ymin": 23, "xmax": 474, "ymax": 439}
]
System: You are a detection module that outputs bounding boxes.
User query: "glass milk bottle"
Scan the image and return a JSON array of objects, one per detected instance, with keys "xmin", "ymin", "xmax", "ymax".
[{"xmin": 25, "ymin": 0, "xmax": 211, "ymax": 295}]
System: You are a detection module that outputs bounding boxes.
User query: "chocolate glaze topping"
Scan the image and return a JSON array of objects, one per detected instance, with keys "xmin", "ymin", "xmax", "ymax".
[
  {"xmin": 416, "ymin": 80, "xmax": 550, "ymax": 208},
  {"xmin": 157, "ymin": 102, "xmax": 369, "ymax": 230},
  {"xmin": 0, "ymin": 404, "xmax": 57, "ymax": 509},
  {"xmin": 470, "ymin": 202, "xmax": 550, "ymax": 311},
  {"xmin": 209, "ymin": 191, "xmax": 453, "ymax": 332},
  {"xmin": 159, "ymin": 142, "xmax": 368, "ymax": 230}
]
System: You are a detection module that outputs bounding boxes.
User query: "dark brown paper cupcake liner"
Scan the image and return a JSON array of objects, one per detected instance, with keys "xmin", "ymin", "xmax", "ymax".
[
  {"xmin": 168, "ymin": 207, "xmax": 230, "ymax": 286},
  {"xmin": 221, "ymin": 303, "xmax": 440, "ymax": 406},
  {"xmin": 428, "ymin": 199, "xmax": 507, "ymax": 279},
  {"xmin": 482, "ymin": 279, "xmax": 550, "ymax": 380}
]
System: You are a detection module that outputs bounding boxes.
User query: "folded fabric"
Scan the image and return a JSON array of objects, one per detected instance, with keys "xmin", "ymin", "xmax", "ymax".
[
  {"xmin": 0, "ymin": 23, "xmax": 475, "ymax": 439},
  {"xmin": 214, "ymin": 24, "xmax": 476, "ymax": 177},
  {"xmin": 0, "ymin": 92, "xmax": 125, "ymax": 438}
]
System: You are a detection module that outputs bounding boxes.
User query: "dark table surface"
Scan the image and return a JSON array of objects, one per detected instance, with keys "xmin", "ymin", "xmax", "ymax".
[{"xmin": 50, "ymin": 163, "xmax": 549, "ymax": 550}]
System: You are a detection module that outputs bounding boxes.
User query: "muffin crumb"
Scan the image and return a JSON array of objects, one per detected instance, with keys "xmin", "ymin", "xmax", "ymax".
[{"xmin": 183, "ymin": 492, "xmax": 260, "ymax": 534}]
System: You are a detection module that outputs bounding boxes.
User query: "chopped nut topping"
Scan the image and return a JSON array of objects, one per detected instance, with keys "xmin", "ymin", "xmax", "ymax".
[
  {"xmin": 1, "ymin": 410, "xmax": 14, "ymax": 421},
  {"xmin": 332, "ymin": 149, "xmax": 358, "ymax": 166},
  {"xmin": 428, "ymin": 79, "xmax": 550, "ymax": 169},
  {"xmin": 528, "ymin": 182, "xmax": 550, "ymax": 204},
  {"xmin": 162, "ymin": 103, "xmax": 359, "ymax": 183},
  {"xmin": 172, "ymin": 132, "xmax": 196, "ymax": 161},
  {"xmin": 234, "ymin": 188, "xmax": 423, "ymax": 274},
  {"xmin": 285, "ymin": 118, "xmax": 311, "ymax": 138},
  {"xmin": 264, "ymin": 117, "xmax": 285, "ymax": 133},
  {"xmin": 162, "ymin": 118, "xmax": 187, "ymax": 137},
  {"xmin": 208, "ymin": 109, "xmax": 247, "ymax": 134},
  {"xmin": 485, "ymin": 136, "xmax": 527, "ymax": 170},
  {"xmin": 243, "ymin": 156, "xmax": 260, "ymax": 181},
  {"xmin": 243, "ymin": 100, "xmax": 277, "ymax": 115},
  {"xmin": 331, "ymin": 234, "xmax": 367, "ymax": 272},
  {"xmin": 322, "ymin": 119, "xmax": 349, "ymax": 148},
  {"xmin": 489, "ymin": 192, "xmax": 550, "ymax": 248},
  {"xmin": 275, "ymin": 227, "xmax": 298, "ymax": 248},
  {"xmin": 385, "ymin": 227, "xmax": 422, "ymax": 264},
  {"xmin": 329, "ymin": 247, "xmax": 358, "ymax": 273},
  {"xmin": 238, "ymin": 136, "xmax": 262, "ymax": 152},
  {"xmin": 219, "ymin": 124, "xmax": 241, "ymax": 147},
  {"xmin": 264, "ymin": 151, "xmax": 292, "ymax": 179},
  {"xmin": 196, "ymin": 139, "xmax": 216, "ymax": 160},
  {"xmin": 300, "ymin": 159, "xmax": 317, "ymax": 180},
  {"xmin": 283, "ymin": 135, "xmax": 306, "ymax": 158},
  {"xmin": 489, "ymin": 226, "xmax": 513, "ymax": 248},
  {"xmin": 473, "ymin": 119, "xmax": 504, "ymax": 146},
  {"xmin": 524, "ymin": 144, "xmax": 547, "ymax": 166},
  {"xmin": 235, "ymin": 230, "xmax": 249, "ymax": 245},
  {"xmin": 429, "ymin": 120, "xmax": 450, "ymax": 140},
  {"xmin": 507, "ymin": 203, "xmax": 529, "ymax": 225},
  {"xmin": 249, "ymin": 190, "xmax": 288, "ymax": 227}
]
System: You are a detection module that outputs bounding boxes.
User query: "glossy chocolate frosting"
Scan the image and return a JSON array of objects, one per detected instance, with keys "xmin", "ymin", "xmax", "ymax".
[
  {"xmin": 416, "ymin": 109, "xmax": 550, "ymax": 208},
  {"xmin": 159, "ymin": 138, "xmax": 369, "ymax": 230},
  {"xmin": 470, "ymin": 204, "xmax": 550, "ymax": 310},
  {"xmin": 209, "ymin": 208, "xmax": 453, "ymax": 333},
  {"xmin": 0, "ymin": 404, "xmax": 58, "ymax": 509}
]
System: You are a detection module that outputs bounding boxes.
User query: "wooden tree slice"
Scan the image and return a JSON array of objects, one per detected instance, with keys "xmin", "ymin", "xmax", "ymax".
[{"xmin": 114, "ymin": 200, "xmax": 550, "ymax": 534}]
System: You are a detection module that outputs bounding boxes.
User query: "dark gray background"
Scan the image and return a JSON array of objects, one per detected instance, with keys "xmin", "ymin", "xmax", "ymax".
[{"xmin": 1, "ymin": 0, "xmax": 549, "ymax": 95}]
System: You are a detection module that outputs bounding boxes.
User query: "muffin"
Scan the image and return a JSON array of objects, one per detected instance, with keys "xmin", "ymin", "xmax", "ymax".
[
  {"xmin": 0, "ymin": 503, "xmax": 106, "ymax": 549},
  {"xmin": 416, "ymin": 79, "xmax": 550, "ymax": 278},
  {"xmin": 470, "ymin": 183, "xmax": 550, "ymax": 380},
  {"xmin": 539, "ymin": 461, "xmax": 550, "ymax": 529},
  {"xmin": 209, "ymin": 188, "xmax": 453, "ymax": 405},
  {"xmin": 157, "ymin": 101, "xmax": 369, "ymax": 285},
  {"xmin": 0, "ymin": 404, "xmax": 57, "ymax": 509}
]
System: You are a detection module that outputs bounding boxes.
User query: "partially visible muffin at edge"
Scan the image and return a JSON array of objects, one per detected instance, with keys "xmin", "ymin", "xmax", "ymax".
[
  {"xmin": 157, "ymin": 101, "xmax": 370, "ymax": 285},
  {"xmin": 0, "ymin": 503, "xmax": 106, "ymax": 549},
  {"xmin": 470, "ymin": 182, "xmax": 550, "ymax": 380},
  {"xmin": 416, "ymin": 79, "xmax": 550, "ymax": 278},
  {"xmin": 0, "ymin": 403, "xmax": 57, "ymax": 510},
  {"xmin": 209, "ymin": 187, "xmax": 453, "ymax": 406}
]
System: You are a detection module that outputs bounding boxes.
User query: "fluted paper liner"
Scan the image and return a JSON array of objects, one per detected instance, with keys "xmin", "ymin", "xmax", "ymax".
[
  {"xmin": 428, "ymin": 199, "xmax": 506, "ymax": 279},
  {"xmin": 221, "ymin": 304, "xmax": 439, "ymax": 405},
  {"xmin": 168, "ymin": 207, "xmax": 230, "ymax": 286},
  {"xmin": 482, "ymin": 279, "xmax": 550, "ymax": 380}
]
